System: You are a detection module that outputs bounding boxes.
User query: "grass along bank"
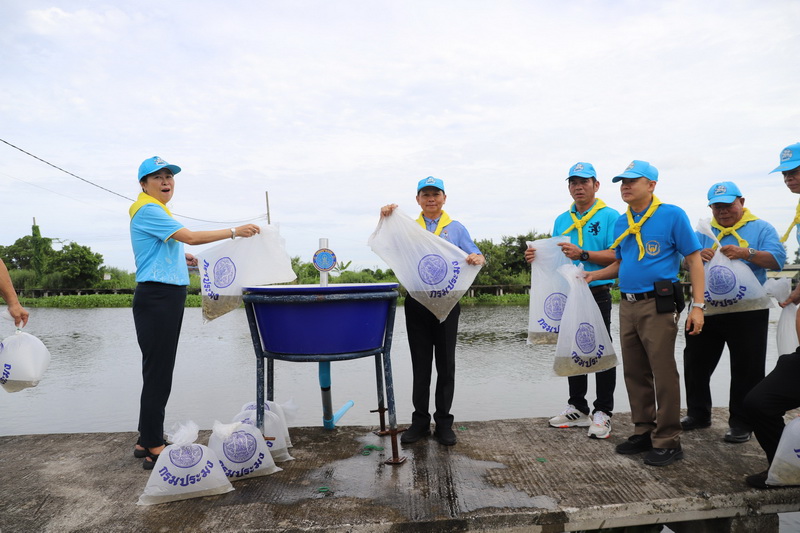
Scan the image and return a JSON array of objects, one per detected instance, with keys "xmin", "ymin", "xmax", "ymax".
[{"xmin": 11, "ymin": 289, "xmax": 623, "ymax": 309}]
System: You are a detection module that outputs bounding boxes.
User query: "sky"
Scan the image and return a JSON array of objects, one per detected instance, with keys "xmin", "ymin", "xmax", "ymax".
[{"xmin": 2, "ymin": 0, "xmax": 799, "ymax": 274}]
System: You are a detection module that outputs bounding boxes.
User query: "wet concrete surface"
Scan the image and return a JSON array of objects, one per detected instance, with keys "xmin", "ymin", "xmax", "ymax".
[{"xmin": 1, "ymin": 408, "xmax": 799, "ymax": 532}]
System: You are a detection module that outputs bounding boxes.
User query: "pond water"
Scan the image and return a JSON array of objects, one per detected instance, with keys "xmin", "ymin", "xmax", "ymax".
[{"xmin": 0, "ymin": 303, "xmax": 786, "ymax": 435}]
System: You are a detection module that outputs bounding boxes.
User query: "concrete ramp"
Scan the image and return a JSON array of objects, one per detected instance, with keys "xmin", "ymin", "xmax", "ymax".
[{"xmin": 1, "ymin": 409, "xmax": 798, "ymax": 532}]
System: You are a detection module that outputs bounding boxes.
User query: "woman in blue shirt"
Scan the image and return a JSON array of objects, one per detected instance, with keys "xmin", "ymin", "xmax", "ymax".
[{"xmin": 130, "ymin": 156, "xmax": 260, "ymax": 469}]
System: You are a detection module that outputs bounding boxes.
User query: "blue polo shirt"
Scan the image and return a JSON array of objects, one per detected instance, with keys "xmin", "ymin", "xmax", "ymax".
[
  {"xmin": 614, "ymin": 202, "xmax": 701, "ymax": 294},
  {"xmin": 422, "ymin": 216, "xmax": 482, "ymax": 256},
  {"xmin": 130, "ymin": 203, "xmax": 189, "ymax": 285},
  {"xmin": 553, "ymin": 200, "xmax": 620, "ymax": 288},
  {"xmin": 696, "ymin": 218, "xmax": 785, "ymax": 285}
]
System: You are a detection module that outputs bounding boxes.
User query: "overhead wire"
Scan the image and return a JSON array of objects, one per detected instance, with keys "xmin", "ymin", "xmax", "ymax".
[{"xmin": 0, "ymin": 138, "xmax": 265, "ymax": 225}]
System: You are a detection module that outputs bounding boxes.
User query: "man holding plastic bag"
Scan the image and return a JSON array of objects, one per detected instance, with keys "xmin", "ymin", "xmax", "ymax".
[
  {"xmin": 772, "ymin": 141, "xmax": 800, "ymax": 341},
  {"xmin": 375, "ymin": 176, "xmax": 484, "ymax": 447},
  {"xmin": 681, "ymin": 182, "xmax": 784, "ymax": 444},
  {"xmin": 524, "ymin": 162, "xmax": 619, "ymax": 439},
  {"xmin": 739, "ymin": 143, "xmax": 800, "ymax": 489},
  {"xmin": 585, "ymin": 160, "xmax": 705, "ymax": 467}
]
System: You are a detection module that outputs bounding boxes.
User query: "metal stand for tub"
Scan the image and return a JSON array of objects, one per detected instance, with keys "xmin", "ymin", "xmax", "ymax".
[{"xmin": 243, "ymin": 284, "xmax": 406, "ymax": 465}]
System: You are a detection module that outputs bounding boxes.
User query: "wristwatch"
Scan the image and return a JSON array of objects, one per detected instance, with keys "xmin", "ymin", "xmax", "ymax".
[
  {"xmin": 691, "ymin": 302, "xmax": 706, "ymax": 311},
  {"xmin": 579, "ymin": 251, "xmax": 590, "ymax": 262},
  {"xmin": 747, "ymin": 248, "xmax": 757, "ymax": 261}
]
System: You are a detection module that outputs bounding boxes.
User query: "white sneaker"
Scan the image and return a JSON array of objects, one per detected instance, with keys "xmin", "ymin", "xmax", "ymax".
[
  {"xmin": 587, "ymin": 411, "xmax": 612, "ymax": 439},
  {"xmin": 548, "ymin": 405, "xmax": 590, "ymax": 428}
]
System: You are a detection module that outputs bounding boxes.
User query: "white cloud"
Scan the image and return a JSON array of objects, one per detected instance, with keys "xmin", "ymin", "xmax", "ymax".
[{"xmin": 1, "ymin": 0, "xmax": 799, "ymax": 272}]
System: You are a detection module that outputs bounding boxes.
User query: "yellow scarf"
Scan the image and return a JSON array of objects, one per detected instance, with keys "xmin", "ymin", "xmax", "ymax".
[
  {"xmin": 610, "ymin": 195, "xmax": 663, "ymax": 261},
  {"xmin": 710, "ymin": 208, "xmax": 758, "ymax": 249},
  {"xmin": 417, "ymin": 210, "xmax": 452, "ymax": 236},
  {"xmin": 129, "ymin": 192, "xmax": 173, "ymax": 220},
  {"xmin": 780, "ymin": 200, "xmax": 800, "ymax": 243},
  {"xmin": 561, "ymin": 199, "xmax": 607, "ymax": 246}
]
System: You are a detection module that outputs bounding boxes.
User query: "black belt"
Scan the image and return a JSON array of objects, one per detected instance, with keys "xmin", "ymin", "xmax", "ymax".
[
  {"xmin": 620, "ymin": 290, "xmax": 656, "ymax": 302},
  {"xmin": 590, "ymin": 285, "xmax": 611, "ymax": 295}
]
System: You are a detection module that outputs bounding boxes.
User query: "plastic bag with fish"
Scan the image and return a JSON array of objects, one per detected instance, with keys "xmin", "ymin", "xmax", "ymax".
[
  {"xmin": 368, "ymin": 208, "xmax": 482, "ymax": 322},
  {"xmin": 527, "ymin": 237, "xmax": 571, "ymax": 344},
  {"xmin": 0, "ymin": 328, "xmax": 51, "ymax": 393},
  {"xmin": 695, "ymin": 219, "xmax": 772, "ymax": 316},
  {"xmin": 195, "ymin": 226, "xmax": 296, "ymax": 322},
  {"xmin": 553, "ymin": 263, "xmax": 617, "ymax": 376},
  {"xmin": 138, "ymin": 421, "xmax": 233, "ymax": 505},
  {"xmin": 208, "ymin": 420, "xmax": 281, "ymax": 481}
]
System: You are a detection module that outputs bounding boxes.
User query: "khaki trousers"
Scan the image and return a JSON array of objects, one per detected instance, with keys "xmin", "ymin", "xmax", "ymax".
[{"xmin": 619, "ymin": 298, "xmax": 682, "ymax": 448}]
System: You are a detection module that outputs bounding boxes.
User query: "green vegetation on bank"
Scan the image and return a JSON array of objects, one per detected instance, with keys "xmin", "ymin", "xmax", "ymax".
[{"xmin": 14, "ymin": 290, "xmax": 623, "ymax": 309}]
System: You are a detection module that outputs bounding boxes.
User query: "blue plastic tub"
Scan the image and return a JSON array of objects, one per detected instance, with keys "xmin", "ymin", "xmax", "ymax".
[{"xmin": 243, "ymin": 283, "xmax": 399, "ymax": 355}]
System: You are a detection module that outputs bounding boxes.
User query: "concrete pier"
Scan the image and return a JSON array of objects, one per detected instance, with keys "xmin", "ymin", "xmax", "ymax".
[{"xmin": 1, "ymin": 408, "xmax": 798, "ymax": 532}]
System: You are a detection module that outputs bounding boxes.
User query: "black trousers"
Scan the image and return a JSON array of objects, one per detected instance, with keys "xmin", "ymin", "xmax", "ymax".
[
  {"xmin": 683, "ymin": 308, "xmax": 769, "ymax": 429},
  {"xmin": 404, "ymin": 295, "xmax": 460, "ymax": 429},
  {"xmin": 743, "ymin": 349, "xmax": 800, "ymax": 464},
  {"xmin": 568, "ymin": 287, "xmax": 616, "ymax": 416},
  {"xmin": 133, "ymin": 282, "xmax": 187, "ymax": 448}
]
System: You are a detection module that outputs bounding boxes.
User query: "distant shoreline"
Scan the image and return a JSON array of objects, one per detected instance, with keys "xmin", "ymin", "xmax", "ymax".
[{"xmin": 7, "ymin": 290, "xmax": 625, "ymax": 309}]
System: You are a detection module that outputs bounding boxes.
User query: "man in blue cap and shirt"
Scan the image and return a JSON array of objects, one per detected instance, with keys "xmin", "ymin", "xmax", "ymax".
[
  {"xmin": 741, "ymin": 143, "xmax": 800, "ymax": 488},
  {"xmin": 585, "ymin": 160, "xmax": 705, "ymax": 466},
  {"xmin": 681, "ymin": 182, "xmax": 784, "ymax": 445},
  {"xmin": 380, "ymin": 177, "xmax": 485, "ymax": 446},
  {"xmin": 525, "ymin": 162, "xmax": 620, "ymax": 439}
]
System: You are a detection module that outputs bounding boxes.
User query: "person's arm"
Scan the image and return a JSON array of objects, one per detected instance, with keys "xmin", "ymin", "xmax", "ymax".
[
  {"xmin": 684, "ymin": 250, "xmax": 705, "ymax": 335},
  {"xmin": 716, "ymin": 245, "xmax": 781, "ymax": 270},
  {"xmin": 172, "ymin": 224, "xmax": 261, "ymax": 246},
  {"xmin": 583, "ymin": 259, "xmax": 620, "ymax": 283},
  {"xmin": 557, "ymin": 243, "xmax": 617, "ymax": 266},
  {"xmin": 0, "ymin": 259, "xmax": 28, "ymax": 327}
]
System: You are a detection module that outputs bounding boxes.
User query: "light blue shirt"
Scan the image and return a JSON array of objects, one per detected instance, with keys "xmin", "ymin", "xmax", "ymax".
[
  {"xmin": 553, "ymin": 200, "xmax": 620, "ymax": 288},
  {"xmin": 696, "ymin": 217, "xmax": 785, "ymax": 285},
  {"xmin": 614, "ymin": 203, "xmax": 701, "ymax": 294},
  {"xmin": 422, "ymin": 216, "xmax": 482, "ymax": 255},
  {"xmin": 130, "ymin": 204, "xmax": 189, "ymax": 285}
]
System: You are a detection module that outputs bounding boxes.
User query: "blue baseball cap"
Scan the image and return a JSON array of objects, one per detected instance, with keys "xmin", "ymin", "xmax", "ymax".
[
  {"xmin": 417, "ymin": 176, "xmax": 445, "ymax": 192},
  {"xmin": 138, "ymin": 156, "xmax": 182, "ymax": 181},
  {"xmin": 612, "ymin": 160, "xmax": 659, "ymax": 182},
  {"xmin": 707, "ymin": 181, "xmax": 742, "ymax": 206},
  {"xmin": 769, "ymin": 142, "xmax": 800, "ymax": 173},
  {"xmin": 567, "ymin": 162, "xmax": 596, "ymax": 179}
]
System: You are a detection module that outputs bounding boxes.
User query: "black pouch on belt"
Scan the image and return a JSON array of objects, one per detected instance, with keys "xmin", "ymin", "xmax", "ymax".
[{"xmin": 653, "ymin": 280, "xmax": 675, "ymax": 314}]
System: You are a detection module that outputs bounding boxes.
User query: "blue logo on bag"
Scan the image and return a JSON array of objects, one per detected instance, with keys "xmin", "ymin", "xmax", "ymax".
[
  {"xmin": 223, "ymin": 430, "xmax": 258, "ymax": 463},
  {"xmin": 418, "ymin": 254, "xmax": 448, "ymax": 285},
  {"xmin": 575, "ymin": 323, "xmax": 596, "ymax": 354},
  {"xmin": 544, "ymin": 292, "xmax": 567, "ymax": 321},
  {"xmin": 708, "ymin": 265, "xmax": 737, "ymax": 295},
  {"xmin": 169, "ymin": 444, "xmax": 204, "ymax": 468},
  {"xmin": 214, "ymin": 257, "xmax": 237, "ymax": 288}
]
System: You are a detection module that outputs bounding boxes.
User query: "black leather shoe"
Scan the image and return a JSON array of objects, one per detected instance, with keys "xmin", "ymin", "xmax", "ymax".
[
  {"xmin": 433, "ymin": 426, "xmax": 457, "ymax": 446},
  {"xmin": 615, "ymin": 432, "xmax": 652, "ymax": 455},
  {"xmin": 680, "ymin": 416, "xmax": 711, "ymax": 430},
  {"xmin": 724, "ymin": 427, "xmax": 752, "ymax": 443},
  {"xmin": 746, "ymin": 470, "xmax": 771, "ymax": 489},
  {"xmin": 400, "ymin": 424, "xmax": 430, "ymax": 444},
  {"xmin": 644, "ymin": 445, "xmax": 684, "ymax": 466}
]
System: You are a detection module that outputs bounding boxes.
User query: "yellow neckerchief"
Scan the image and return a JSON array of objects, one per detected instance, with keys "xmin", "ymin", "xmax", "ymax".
[
  {"xmin": 416, "ymin": 210, "xmax": 452, "ymax": 236},
  {"xmin": 780, "ymin": 200, "xmax": 800, "ymax": 243},
  {"xmin": 710, "ymin": 208, "xmax": 759, "ymax": 249},
  {"xmin": 610, "ymin": 195, "xmax": 663, "ymax": 261},
  {"xmin": 561, "ymin": 199, "xmax": 607, "ymax": 246},
  {"xmin": 129, "ymin": 192, "xmax": 173, "ymax": 220}
]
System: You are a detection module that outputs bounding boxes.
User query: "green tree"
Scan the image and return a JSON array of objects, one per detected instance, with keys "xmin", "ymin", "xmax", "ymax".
[
  {"xmin": 474, "ymin": 231, "xmax": 550, "ymax": 287},
  {"xmin": 53, "ymin": 242, "xmax": 104, "ymax": 288}
]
